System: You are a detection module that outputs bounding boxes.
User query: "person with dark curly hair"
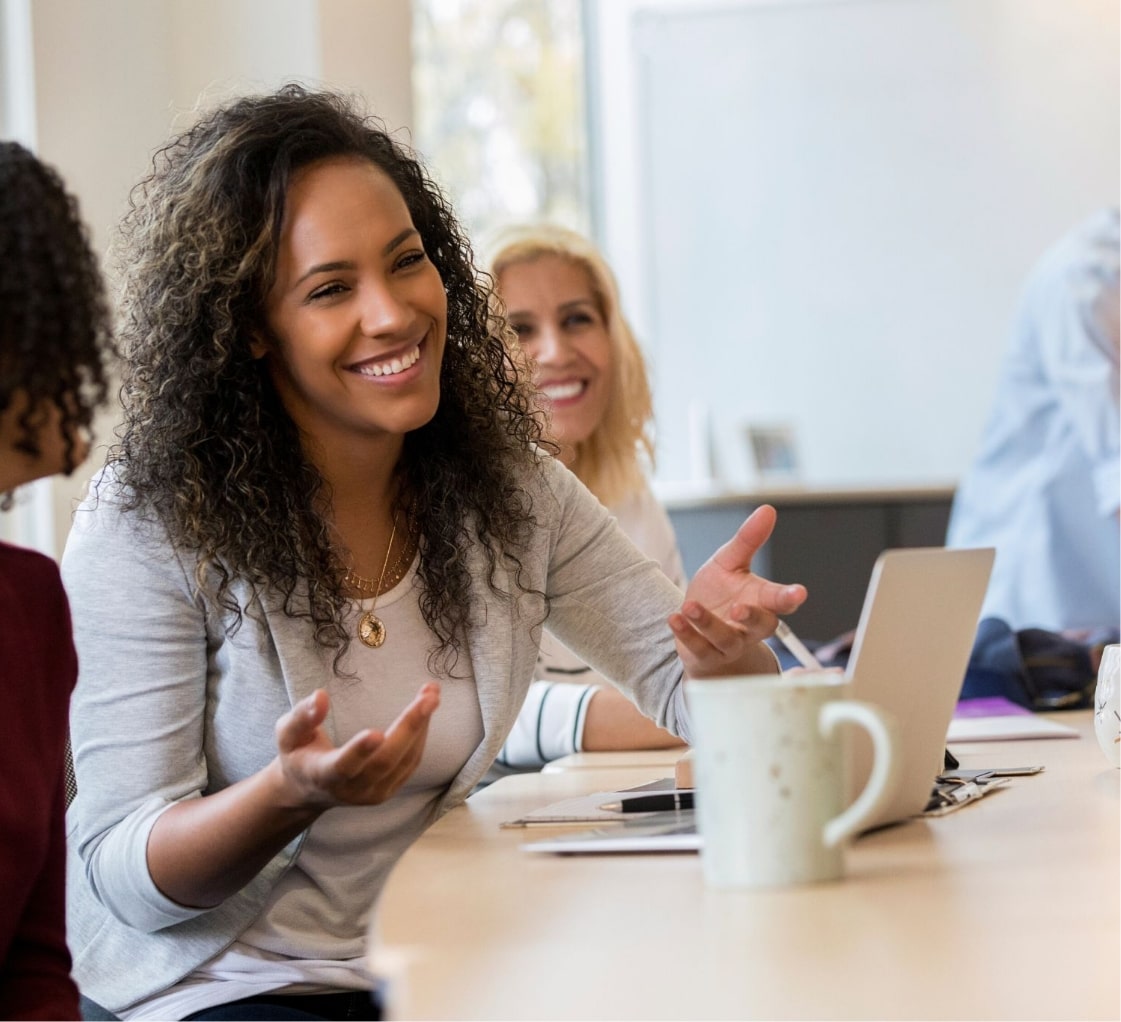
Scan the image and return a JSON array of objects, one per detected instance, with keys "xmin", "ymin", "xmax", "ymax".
[
  {"xmin": 0, "ymin": 140, "xmax": 113, "ymax": 1021},
  {"xmin": 61, "ymin": 85, "xmax": 805, "ymax": 1022}
]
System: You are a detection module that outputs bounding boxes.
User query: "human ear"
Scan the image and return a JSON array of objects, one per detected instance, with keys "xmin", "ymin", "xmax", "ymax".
[{"xmin": 249, "ymin": 331, "xmax": 270, "ymax": 360}]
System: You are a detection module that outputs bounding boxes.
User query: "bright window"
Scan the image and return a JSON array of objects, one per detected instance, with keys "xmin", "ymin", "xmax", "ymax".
[{"xmin": 411, "ymin": 0, "xmax": 592, "ymax": 245}]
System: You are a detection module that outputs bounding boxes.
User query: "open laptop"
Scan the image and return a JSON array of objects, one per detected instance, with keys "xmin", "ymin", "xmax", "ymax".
[
  {"xmin": 842, "ymin": 545, "xmax": 994, "ymax": 827},
  {"xmin": 524, "ymin": 545, "xmax": 995, "ymax": 854}
]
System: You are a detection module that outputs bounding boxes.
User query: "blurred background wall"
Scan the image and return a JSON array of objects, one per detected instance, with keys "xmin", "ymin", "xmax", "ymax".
[{"xmin": 1, "ymin": 0, "xmax": 1116, "ymax": 560}]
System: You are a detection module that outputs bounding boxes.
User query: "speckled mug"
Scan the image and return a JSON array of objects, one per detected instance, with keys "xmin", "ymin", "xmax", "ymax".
[{"xmin": 686, "ymin": 673, "xmax": 899, "ymax": 889}]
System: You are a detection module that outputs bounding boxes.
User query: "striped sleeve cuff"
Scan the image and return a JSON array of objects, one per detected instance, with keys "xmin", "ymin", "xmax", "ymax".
[{"xmin": 496, "ymin": 681, "xmax": 602, "ymax": 769}]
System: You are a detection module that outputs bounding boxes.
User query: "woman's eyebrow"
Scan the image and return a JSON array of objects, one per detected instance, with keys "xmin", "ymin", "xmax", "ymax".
[
  {"xmin": 382, "ymin": 227, "xmax": 419, "ymax": 254},
  {"xmin": 295, "ymin": 260, "xmax": 355, "ymax": 287},
  {"xmin": 292, "ymin": 230, "xmax": 420, "ymax": 287}
]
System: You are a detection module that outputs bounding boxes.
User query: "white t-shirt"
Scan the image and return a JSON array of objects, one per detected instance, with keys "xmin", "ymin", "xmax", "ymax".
[{"xmin": 493, "ymin": 482, "xmax": 686, "ymax": 771}]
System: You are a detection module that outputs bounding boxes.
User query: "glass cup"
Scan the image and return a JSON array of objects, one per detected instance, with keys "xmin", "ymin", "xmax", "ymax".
[{"xmin": 1094, "ymin": 644, "xmax": 1120, "ymax": 768}]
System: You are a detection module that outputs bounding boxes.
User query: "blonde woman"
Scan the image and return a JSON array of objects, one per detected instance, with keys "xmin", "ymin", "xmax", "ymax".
[{"xmin": 487, "ymin": 224, "xmax": 687, "ymax": 770}]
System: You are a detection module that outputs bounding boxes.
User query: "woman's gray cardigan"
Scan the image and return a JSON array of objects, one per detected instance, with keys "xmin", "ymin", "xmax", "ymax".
[{"xmin": 61, "ymin": 455, "xmax": 694, "ymax": 1013}]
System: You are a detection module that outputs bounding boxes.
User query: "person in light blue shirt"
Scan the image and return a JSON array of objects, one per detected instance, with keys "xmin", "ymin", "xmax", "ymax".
[{"xmin": 947, "ymin": 208, "xmax": 1120, "ymax": 632}]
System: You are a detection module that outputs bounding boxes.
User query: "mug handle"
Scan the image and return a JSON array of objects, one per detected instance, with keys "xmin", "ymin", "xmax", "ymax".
[{"xmin": 819, "ymin": 700, "xmax": 901, "ymax": 848}]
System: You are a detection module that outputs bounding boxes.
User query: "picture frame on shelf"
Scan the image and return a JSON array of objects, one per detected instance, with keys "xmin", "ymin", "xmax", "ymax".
[{"xmin": 746, "ymin": 424, "xmax": 800, "ymax": 482}]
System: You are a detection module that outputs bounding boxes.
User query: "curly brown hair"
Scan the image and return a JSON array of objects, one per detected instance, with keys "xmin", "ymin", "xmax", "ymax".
[
  {"xmin": 0, "ymin": 141, "xmax": 113, "ymax": 503},
  {"xmin": 108, "ymin": 84, "xmax": 549, "ymax": 672}
]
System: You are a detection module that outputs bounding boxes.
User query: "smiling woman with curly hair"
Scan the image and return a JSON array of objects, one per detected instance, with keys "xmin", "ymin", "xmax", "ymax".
[
  {"xmin": 107, "ymin": 88, "xmax": 544, "ymax": 672},
  {"xmin": 61, "ymin": 84, "xmax": 803, "ymax": 1022},
  {"xmin": 0, "ymin": 141, "xmax": 113, "ymax": 1021}
]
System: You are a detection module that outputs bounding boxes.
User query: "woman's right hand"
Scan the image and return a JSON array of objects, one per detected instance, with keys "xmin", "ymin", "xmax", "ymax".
[
  {"xmin": 274, "ymin": 683, "xmax": 441, "ymax": 809},
  {"xmin": 146, "ymin": 683, "xmax": 441, "ymax": 911}
]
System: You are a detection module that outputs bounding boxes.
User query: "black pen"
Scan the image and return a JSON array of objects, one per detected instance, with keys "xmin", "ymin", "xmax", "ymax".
[{"xmin": 598, "ymin": 791, "xmax": 694, "ymax": 813}]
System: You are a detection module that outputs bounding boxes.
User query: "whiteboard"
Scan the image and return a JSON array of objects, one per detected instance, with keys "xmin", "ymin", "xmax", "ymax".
[{"xmin": 600, "ymin": 0, "xmax": 1119, "ymax": 488}]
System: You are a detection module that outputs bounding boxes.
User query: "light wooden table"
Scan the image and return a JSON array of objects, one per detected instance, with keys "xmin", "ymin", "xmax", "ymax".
[
  {"xmin": 542, "ymin": 747, "xmax": 687, "ymax": 774},
  {"xmin": 369, "ymin": 712, "xmax": 1119, "ymax": 1020}
]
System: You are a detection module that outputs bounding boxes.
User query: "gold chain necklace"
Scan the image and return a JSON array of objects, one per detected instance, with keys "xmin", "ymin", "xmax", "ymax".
[
  {"xmin": 351, "ymin": 516, "xmax": 398, "ymax": 649},
  {"xmin": 343, "ymin": 535, "xmax": 413, "ymax": 596}
]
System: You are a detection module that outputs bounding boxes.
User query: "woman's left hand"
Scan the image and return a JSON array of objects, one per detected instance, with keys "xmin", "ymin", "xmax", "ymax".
[{"xmin": 670, "ymin": 504, "xmax": 806, "ymax": 677}]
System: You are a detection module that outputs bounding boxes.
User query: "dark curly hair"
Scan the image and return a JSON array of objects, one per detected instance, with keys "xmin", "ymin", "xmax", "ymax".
[
  {"xmin": 108, "ymin": 84, "xmax": 549, "ymax": 672},
  {"xmin": 0, "ymin": 141, "xmax": 113, "ymax": 505}
]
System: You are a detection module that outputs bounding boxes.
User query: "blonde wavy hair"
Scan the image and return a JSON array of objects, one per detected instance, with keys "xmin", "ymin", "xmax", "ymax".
[{"xmin": 486, "ymin": 224, "xmax": 655, "ymax": 508}]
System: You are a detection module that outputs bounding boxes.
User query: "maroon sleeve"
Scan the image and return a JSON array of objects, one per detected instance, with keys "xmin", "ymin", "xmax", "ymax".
[
  {"xmin": 0, "ymin": 545, "xmax": 80, "ymax": 1020},
  {"xmin": 0, "ymin": 774, "xmax": 80, "ymax": 1020}
]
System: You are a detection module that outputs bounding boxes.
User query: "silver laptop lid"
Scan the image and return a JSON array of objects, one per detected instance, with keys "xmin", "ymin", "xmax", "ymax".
[{"xmin": 845, "ymin": 546, "xmax": 995, "ymax": 828}]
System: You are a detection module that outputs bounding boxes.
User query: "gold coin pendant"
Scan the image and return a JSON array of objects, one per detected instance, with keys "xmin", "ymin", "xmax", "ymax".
[{"xmin": 358, "ymin": 611, "xmax": 387, "ymax": 648}]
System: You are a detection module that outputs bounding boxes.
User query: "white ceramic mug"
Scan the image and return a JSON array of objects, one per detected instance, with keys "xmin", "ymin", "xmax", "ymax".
[
  {"xmin": 1094, "ymin": 644, "xmax": 1120, "ymax": 768},
  {"xmin": 686, "ymin": 672, "xmax": 900, "ymax": 889}
]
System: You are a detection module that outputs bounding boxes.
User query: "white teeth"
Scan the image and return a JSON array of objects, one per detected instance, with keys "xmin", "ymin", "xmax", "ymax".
[
  {"xmin": 356, "ymin": 344, "xmax": 420, "ymax": 378},
  {"xmin": 540, "ymin": 380, "xmax": 584, "ymax": 401}
]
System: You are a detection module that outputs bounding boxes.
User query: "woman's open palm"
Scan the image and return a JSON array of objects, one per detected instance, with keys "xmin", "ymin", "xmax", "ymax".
[
  {"xmin": 670, "ymin": 505, "xmax": 806, "ymax": 676},
  {"xmin": 275, "ymin": 684, "xmax": 440, "ymax": 808}
]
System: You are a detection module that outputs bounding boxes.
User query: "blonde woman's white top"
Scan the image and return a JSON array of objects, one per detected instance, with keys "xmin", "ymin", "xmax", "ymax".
[{"xmin": 492, "ymin": 481, "xmax": 686, "ymax": 772}]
